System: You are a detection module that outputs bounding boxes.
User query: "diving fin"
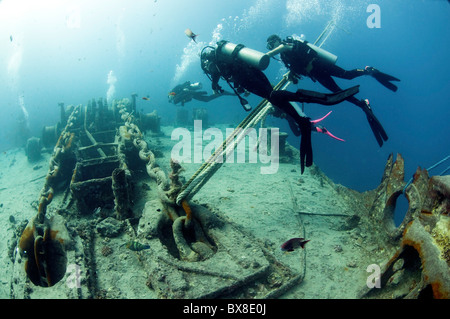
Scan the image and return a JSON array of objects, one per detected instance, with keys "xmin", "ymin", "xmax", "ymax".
[
  {"xmin": 298, "ymin": 117, "xmax": 313, "ymax": 174},
  {"xmin": 365, "ymin": 67, "xmax": 400, "ymax": 92},
  {"xmin": 296, "ymin": 85, "xmax": 360, "ymax": 105},
  {"xmin": 286, "ymin": 115, "xmax": 302, "ymax": 137},
  {"xmin": 360, "ymin": 99, "xmax": 388, "ymax": 147}
]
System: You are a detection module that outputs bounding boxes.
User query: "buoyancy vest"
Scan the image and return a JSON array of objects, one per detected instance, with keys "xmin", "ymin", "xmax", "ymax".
[{"xmin": 280, "ymin": 37, "xmax": 319, "ymax": 76}]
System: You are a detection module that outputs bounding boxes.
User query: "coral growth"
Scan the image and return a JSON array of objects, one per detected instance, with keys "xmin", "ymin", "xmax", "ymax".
[{"xmin": 101, "ymin": 245, "xmax": 113, "ymax": 257}]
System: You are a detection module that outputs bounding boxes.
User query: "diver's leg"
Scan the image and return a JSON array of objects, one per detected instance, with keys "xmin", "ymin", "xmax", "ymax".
[
  {"xmin": 326, "ymin": 64, "xmax": 366, "ymax": 80},
  {"xmin": 295, "ymin": 86, "xmax": 359, "ymax": 105},
  {"xmin": 313, "ymin": 74, "xmax": 388, "ymax": 147},
  {"xmin": 285, "ymin": 114, "xmax": 301, "ymax": 137},
  {"xmin": 270, "ymin": 86, "xmax": 359, "ymax": 107},
  {"xmin": 192, "ymin": 92, "xmax": 220, "ymax": 102},
  {"xmin": 334, "ymin": 94, "xmax": 388, "ymax": 147},
  {"xmin": 271, "ymin": 100, "xmax": 312, "ymax": 174},
  {"xmin": 327, "ymin": 63, "xmax": 400, "ymax": 91},
  {"xmin": 313, "ymin": 75, "xmax": 365, "ymax": 108},
  {"xmin": 312, "ymin": 60, "xmax": 365, "ymax": 80},
  {"xmin": 234, "ymin": 67, "xmax": 273, "ymax": 100}
]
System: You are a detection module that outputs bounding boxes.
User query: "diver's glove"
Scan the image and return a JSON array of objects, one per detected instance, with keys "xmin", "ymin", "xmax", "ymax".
[
  {"xmin": 212, "ymin": 83, "xmax": 224, "ymax": 94},
  {"xmin": 287, "ymin": 72, "xmax": 299, "ymax": 84}
]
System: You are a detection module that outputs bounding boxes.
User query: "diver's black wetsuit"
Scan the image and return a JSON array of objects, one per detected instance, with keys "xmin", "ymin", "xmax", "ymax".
[
  {"xmin": 202, "ymin": 49, "xmax": 359, "ymax": 173},
  {"xmin": 282, "ymin": 45, "xmax": 367, "ymax": 108},
  {"xmin": 277, "ymin": 37, "xmax": 398, "ymax": 147},
  {"xmin": 169, "ymin": 81, "xmax": 234, "ymax": 106}
]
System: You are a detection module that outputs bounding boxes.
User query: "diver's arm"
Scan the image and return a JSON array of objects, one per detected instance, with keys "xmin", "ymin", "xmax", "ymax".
[
  {"xmin": 266, "ymin": 44, "xmax": 292, "ymax": 57},
  {"xmin": 211, "ymin": 73, "xmax": 223, "ymax": 94}
]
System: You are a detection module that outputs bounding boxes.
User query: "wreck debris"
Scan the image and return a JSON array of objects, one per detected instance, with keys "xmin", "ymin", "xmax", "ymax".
[
  {"xmin": 360, "ymin": 153, "xmax": 450, "ymax": 299},
  {"xmin": 112, "ymin": 167, "xmax": 131, "ymax": 220},
  {"xmin": 15, "ymin": 97, "xmax": 166, "ymax": 291},
  {"xmin": 192, "ymin": 107, "xmax": 209, "ymax": 128},
  {"xmin": 138, "ymin": 110, "xmax": 161, "ymax": 133},
  {"xmin": 136, "ymin": 200, "xmax": 304, "ymax": 298},
  {"xmin": 17, "ymin": 105, "xmax": 80, "ymax": 287},
  {"xmin": 366, "ymin": 153, "xmax": 408, "ymax": 242},
  {"xmin": 25, "ymin": 137, "xmax": 42, "ymax": 162},
  {"xmin": 18, "ymin": 214, "xmax": 71, "ymax": 287},
  {"xmin": 13, "ymin": 90, "xmax": 448, "ymax": 299}
]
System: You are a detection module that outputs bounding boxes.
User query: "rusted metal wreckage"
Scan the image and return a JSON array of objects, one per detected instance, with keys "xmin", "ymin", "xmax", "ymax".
[
  {"xmin": 359, "ymin": 153, "xmax": 449, "ymax": 298},
  {"xmin": 13, "ymin": 96, "xmax": 291, "ymax": 298},
  {"xmin": 11, "ymin": 95, "xmax": 449, "ymax": 299}
]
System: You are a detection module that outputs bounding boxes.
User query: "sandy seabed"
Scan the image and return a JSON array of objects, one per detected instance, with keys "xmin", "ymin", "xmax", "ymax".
[{"xmin": 0, "ymin": 124, "xmax": 392, "ymax": 299}]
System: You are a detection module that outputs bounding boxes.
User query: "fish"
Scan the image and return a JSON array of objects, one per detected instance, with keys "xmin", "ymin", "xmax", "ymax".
[
  {"xmin": 168, "ymin": 92, "xmax": 176, "ymax": 96},
  {"xmin": 10, "ymin": 35, "xmax": 13, "ymax": 42},
  {"xmin": 142, "ymin": 97, "xmax": 149, "ymax": 101},
  {"xmin": 184, "ymin": 28, "xmax": 198, "ymax": 43},
  {"xmin": 281, "ymin": 238, "xmax": 310, "ymax": 252},
  {"xmin": 126, "ymin": 241, "xmax": 150, "ymax": 251}
]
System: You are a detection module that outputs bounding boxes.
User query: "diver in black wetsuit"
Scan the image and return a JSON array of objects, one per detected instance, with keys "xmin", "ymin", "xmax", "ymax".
[
  {"xmin": 168, "ymin": 81, "xmax": 235, "ymax": 106},
  {"xmin": 266, "ymin": 34, "xmax": 400, "ymax": 147},
  {"xmin": 200, "ymin": 41, "xmax": 360, "ymax": 173}
]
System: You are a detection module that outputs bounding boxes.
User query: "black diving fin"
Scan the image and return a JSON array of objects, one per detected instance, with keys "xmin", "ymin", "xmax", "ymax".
[
  {"xmin": 366, "ymin": 67, "xmax": 400, "ymax": 92},
  {"xmin": 296, "ymin": 85, "xmax": 360, "ymax": 105},
  {"xmin": 298, "ymin": 117, "xmax": 313, "ymax": 174},
  {"xmin": 360, "ymin": 99, "xmax": 388, "ymax": 147}
]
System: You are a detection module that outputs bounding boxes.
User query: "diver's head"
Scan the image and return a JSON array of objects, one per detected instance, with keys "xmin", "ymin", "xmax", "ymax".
[
  {"xmin": 266, "ymin": 34, "xmax": 282, "ymax": 50},
  {"xmin": 200, "ymin": 46, "xmax": 216, "ymax": 73}
]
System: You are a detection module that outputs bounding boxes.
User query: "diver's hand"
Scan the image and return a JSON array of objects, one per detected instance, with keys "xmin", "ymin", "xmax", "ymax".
[
  {"xmin": 212, "ymin": 83, "xmax": 224, "ymax": 94},
  {"xmin": 288, "ymin": 72, "xmax": 299, "ymax": 84}
]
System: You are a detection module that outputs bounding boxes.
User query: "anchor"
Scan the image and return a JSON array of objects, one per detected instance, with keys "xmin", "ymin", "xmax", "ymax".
[{"xmin": 19, "ymin": 215, "xmax": 70, "ymax": 287}]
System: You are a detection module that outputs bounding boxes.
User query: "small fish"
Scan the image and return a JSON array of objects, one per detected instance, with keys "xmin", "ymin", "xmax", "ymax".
[
  {"xmin": 185, "ymin": 28, "xmax": 198, "ymax": 43},
  {"xmin": 281, "ymin": 238, "xmax": 310, "ymax": 252},
  {"xmin": 168, "ymin": 92, "xmax": 176, "ymax": 96},
  {"xmin": 10, "ymin": 35, "xmax": 13, "ymax": 42},
  {"xmin": 126, "ymin": 241, "xmax": 150, "ymax": 251},
  {"xmin": 142, "ymin": 97, "xmax": 149, "ymax": 100}
]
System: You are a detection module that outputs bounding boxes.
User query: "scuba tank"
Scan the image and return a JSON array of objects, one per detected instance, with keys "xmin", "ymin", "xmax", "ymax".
[
  {"xmin": 189, "ymin": 82, "xmax": 202, "ymax": 90},
  {"xmin": 295, "ymin": 37, "xmax": 338, "ymax": 65},
  {"xmin": 199, "ymin": 43, "xmax": 258, "ymax": 111},
  {"xmin": 305, "ymin": 41, "xmax": 337, "ymax": 64},
  {"xmin": 217, "ymin": 40, "xmax": 270, "ymax": 70}
]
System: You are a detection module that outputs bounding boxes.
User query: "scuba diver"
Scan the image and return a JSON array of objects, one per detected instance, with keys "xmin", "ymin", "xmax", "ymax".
[
  {"xmin": 200, "ymin": 40, "xmax": 360, "ymax": 173},
  {"xmin": 266, "ymin": 34, "xmax": 400, "ymax": 147},
  {"xmin": 168, "ymin": 81, "xmax": 234, "ymax": 106}
]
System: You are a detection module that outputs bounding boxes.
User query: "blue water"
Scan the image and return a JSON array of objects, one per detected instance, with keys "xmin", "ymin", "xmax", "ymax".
[{"xmin": 0, "ymin": 0, "xmax": 449, "ymax": 199}]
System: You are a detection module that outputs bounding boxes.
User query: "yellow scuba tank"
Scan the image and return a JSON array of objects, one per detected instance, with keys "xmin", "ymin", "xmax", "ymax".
[{"xmin": 218, "ymin": 41, "xmax": 270, "ymax": 70}]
